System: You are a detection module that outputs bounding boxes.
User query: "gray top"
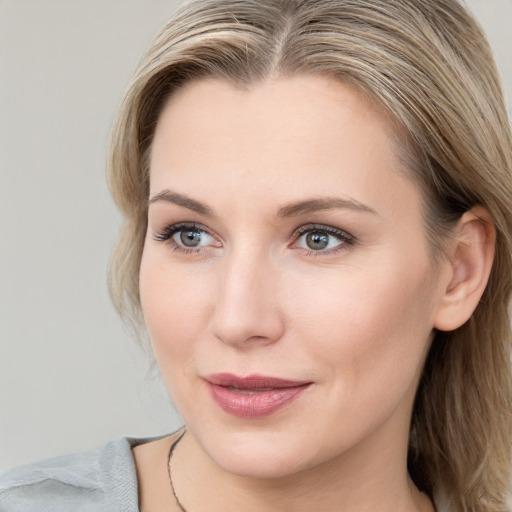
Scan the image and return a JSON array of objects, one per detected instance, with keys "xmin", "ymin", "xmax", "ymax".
[{"xmin": 0, "ymin": 436, "xmax": 146, "ymax": 511}]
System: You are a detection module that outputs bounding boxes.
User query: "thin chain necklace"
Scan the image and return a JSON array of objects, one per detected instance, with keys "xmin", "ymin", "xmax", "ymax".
[
  {"xmin": 167, "ymin": 430, "xmax": 437, "ymax": 512},
  {"xmin": 167, "ymin": 429, "xmax": 188, "ymax": 512}
]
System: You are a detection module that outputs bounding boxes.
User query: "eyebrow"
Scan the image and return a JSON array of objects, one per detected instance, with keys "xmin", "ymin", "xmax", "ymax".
[
  {"xmin": 148, "ymin": 189, "xmax": 377, "ymax": 218},
  {"xmin": 148, "ymin": 190, "xmax": 215, "ymax": 216},
  {"xmin": 276, "ymin": 197, "xmax": 378, "ymax": 218}
]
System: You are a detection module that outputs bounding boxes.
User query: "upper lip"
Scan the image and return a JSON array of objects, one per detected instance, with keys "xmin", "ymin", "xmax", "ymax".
[{"xmin": 204, "ymin": 373, "xmax": 311, "ymax": 390}]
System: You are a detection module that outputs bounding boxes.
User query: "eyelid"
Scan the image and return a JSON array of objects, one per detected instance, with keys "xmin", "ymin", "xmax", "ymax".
[
  {"xmin": 291, "ymin": 223, "xmax": 354, "ymax": 241},
  {"xmin": 153, "ymin": 222, "xmax": 221, "ymax": 250},
  {"xmin": 290, "ymin": 223, "xmax": 356, "ymax": 254},
  {"xmin": 152, "ymin": 221, "xmax": 355, "ymax": 255}
]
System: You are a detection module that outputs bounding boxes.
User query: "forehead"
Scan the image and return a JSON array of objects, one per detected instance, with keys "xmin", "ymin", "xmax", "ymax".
[
  {"xmin": 152, "ymin": 75, "xmax": 396, "ymax": 157},
  {"xmin": 149, "ymin": 75, "xmax": 417, "ymax": 217}
]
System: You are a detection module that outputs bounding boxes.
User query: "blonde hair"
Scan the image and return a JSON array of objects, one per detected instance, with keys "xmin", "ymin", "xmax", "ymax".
[{"xmin": 107, "ymin": 0, "xmax": 512, "ymax": 509}]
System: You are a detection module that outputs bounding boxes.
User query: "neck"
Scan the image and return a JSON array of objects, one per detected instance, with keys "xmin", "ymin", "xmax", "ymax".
[{"xmin": 171, "ymin": 423, "xmax": 434, "ymax": 512}]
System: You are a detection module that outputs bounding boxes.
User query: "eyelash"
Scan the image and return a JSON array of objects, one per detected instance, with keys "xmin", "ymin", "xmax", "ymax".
[
  {"xmin": 291, "ymin": 224, "xmax": 355, "ymax": 256},
  {"xmin": 153, "ymin": 222, "xmax": 356, "ymax": 256},
  {"xmin": 152, "ymin": 222, "xmax": 217, "ymax": 254}
]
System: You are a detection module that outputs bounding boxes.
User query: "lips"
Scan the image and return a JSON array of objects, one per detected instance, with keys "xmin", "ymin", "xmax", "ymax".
[{"xmin": 204, "ymin": 373, "xmax": 312, "ymax": 418}]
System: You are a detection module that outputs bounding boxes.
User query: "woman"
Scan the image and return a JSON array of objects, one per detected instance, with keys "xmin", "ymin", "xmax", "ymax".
[{"xmin": 1, "ymin": 0, "xmax": 511, "ymax": 511}]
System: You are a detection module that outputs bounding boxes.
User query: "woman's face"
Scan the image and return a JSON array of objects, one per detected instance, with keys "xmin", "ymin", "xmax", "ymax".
[{"xmin": 140, "ymin": 76, "xmax": 448, "ymax": 478}]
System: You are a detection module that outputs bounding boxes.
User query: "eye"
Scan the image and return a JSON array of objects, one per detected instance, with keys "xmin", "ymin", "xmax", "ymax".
[
  {"xmin": 293, "ymin": 224, "xmax": 354, "ymax": 253},
  {"xmin": 174, "ymin": 227, "xmax": 212, "ymax": 248},
  {"xmin": 153, "ymin": 223, "xmax": 220, "ymax": 252}
]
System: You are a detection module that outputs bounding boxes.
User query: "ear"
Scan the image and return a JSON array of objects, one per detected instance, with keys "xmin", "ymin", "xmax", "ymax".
[{"xmin": 433, "ymin": 206, "xmax": 495, "ymax": 332}]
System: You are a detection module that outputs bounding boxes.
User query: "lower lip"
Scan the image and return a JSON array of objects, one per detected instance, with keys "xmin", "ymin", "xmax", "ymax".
[{"xmin": 206, "ymin": 382, "xmax": 311, "ymax": 418}]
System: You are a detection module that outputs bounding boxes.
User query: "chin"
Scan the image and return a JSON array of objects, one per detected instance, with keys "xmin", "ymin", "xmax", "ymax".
[
  {"xmin": 197, "ymin": 426, "xmax": 321, "ymax": 479},
  {"xmin": 216, "ymin": 450, "xmax": 310, "ymax": 480}
]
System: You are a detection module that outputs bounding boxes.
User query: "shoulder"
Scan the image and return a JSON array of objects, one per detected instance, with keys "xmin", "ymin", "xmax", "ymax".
[{"xmin": 0, "ymin": 436, "xmax": 150, "ymax": 512}]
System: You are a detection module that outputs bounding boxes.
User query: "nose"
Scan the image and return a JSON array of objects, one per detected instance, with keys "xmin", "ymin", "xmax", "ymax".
[{"xmin": 208, "ymin": 248, "xmax": 285, "ymax": 348}]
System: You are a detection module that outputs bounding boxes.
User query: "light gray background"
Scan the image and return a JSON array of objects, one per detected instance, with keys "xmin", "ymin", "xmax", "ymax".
[{"xmin": 1, "ymin": 0, "xmax": 511, "ymax": 470}]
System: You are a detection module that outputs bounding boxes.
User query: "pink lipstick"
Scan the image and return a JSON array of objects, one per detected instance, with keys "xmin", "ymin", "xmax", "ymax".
[{"xmin": 204, "ymin": 373, "xmax": 312, "ymax": 418}]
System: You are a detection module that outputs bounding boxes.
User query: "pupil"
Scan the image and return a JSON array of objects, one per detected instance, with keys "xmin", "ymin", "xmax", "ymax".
[
  {"xmin": 306, "ymin": 232, "xmax": 329, "ymax": 250},
  {"xmin": 180, "ymin": 230, "xmax": 202, "ymax": 247}
]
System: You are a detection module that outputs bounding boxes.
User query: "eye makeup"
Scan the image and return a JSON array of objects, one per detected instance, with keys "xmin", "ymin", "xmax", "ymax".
[{"xmin": 152, "ymin": 220, "xmax": 356, "ymax": 257}]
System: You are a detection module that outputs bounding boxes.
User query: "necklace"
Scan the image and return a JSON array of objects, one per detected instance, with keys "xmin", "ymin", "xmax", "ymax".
[
  {"xmin": 167, "ymin": 429, "xmax": 188, "ymax": 512},
  {"xmin": 167, "ymin": 431, "xmax": 434, "ymax": 512}
]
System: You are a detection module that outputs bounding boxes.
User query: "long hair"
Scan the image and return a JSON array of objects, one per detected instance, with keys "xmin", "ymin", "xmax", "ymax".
[{"xmin": 107, "ymin": 1, "xmax": 512, "ymax": 509}]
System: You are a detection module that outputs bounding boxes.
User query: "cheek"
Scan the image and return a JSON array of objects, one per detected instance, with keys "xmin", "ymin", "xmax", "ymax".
[
  {"xmin": 140, "ymin": 237, "xmax": 437, "ymax": 420},
  {"xmin": 290, "ymin": 254, "xmax": 436, "ymax": 403},
  {"xmin": 139, "ymin": 250, "xmax": 211, "ymax": 365},
  {"xmin": 139, "ymin": 251, "xmax": 217, "ymax": 416}
]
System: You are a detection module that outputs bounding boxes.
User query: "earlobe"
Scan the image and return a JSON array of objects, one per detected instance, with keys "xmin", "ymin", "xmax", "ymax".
[{"xmin": 433, "ymin": 206, "xmax": 495, "ymax": 332}]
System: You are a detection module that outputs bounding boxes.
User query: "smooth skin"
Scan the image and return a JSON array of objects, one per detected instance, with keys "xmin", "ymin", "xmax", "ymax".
[{"xmin": 133, "ymin": 76, "xmax": 494, "ymax": 512}]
